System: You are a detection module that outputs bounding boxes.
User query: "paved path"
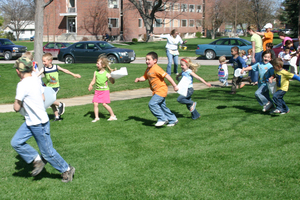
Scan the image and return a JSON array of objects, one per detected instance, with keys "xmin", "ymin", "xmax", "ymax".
[{"xmin": 0, "ymin": 81, "xmax": 223, "ymax": 113}]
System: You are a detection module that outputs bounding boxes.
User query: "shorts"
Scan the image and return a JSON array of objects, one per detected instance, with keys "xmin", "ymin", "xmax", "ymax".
[
  {"xmin": 51, "ymin": 87, "xmax": 60, "ymax": 94},
  {"xmin": 92, "ymin": 90, "xmax": 110, "ymax": 103}
]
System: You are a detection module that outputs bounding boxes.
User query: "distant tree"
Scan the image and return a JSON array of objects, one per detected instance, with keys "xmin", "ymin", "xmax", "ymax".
[
  {"xmin": 80, "ymin": 1, "xmax": 108, "ymax": 41},
  {"xmin": 0, "ymin": 0, "xmax": 35, "ymax": 40},
  {"xmin": 279, "ymin": 0, "xmax": 299, "ymax": 37}
]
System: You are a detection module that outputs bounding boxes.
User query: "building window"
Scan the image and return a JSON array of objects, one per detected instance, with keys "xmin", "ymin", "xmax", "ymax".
[
  {"xmin": 196, "ymin": 19, "xmax": 202, "ymax": 27},
  {"xmin": 108, "ymin": 0, "xmax": 118, "ymax": 8},
  {"xmin": 173, "ymin": 3, "xmax": 179, "ymax": 11},
  {"xmin": 181, "ymin": 19, "xmax": 187, "ymax": 27},
  {"xmin": 189, "ymin": 4, "xmax": 195, "ymax": 12},
  {"xmin": 173, "ymin": 19, "xmax": 180, "ymax": 27},
  {"xmin": 189, "ymin": 20, "xmax": 194, "ymax": 27},
  {"xmin": 108, "ymin": 18, "xmax": 119, "ymax": 28},
  {"xmin": 166, "ymin": 3, "xmax": 172, "ymax": 11},
  {"xmin": 146, "ymin": 1, "xmax": 152, "ymax": 10},
  {"xmin": 181, "ymin": 4, "xmax": 187, "ymax": 12},
  {"xmin": 196, "ymin": 5, "xmax": 202, "ymax": 13},
  {"xmin": 155, "ymin": 19, "xmax": 162, "ymax": 27},
  {"xmin": 164, "ymin": 19, "xmax": 171, "ymax": 27},
  {"xmin": 138, "ymin": 19, "xmax": 143, "ymax": 28}
]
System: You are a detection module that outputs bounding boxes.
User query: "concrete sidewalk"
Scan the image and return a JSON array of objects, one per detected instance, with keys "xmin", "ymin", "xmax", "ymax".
[{"xmin": 0, "ymin": 81, "xmax": 223, "ymax": 113}]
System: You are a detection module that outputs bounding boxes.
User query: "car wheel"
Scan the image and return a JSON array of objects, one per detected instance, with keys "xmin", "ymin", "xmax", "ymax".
[
  {"xmin": 4, "ymin": 51, "xmax": 12, "ymax": 60},
  {"xmin": 205, "ymin": 50, "xmax": 216, "ymax": 60},
  {"xmin": 64, "ymin": 55, "xmax": 74, "ymax": 64},
  {"xmin": 107, "ymin": 55, "xmax": 118, "ymax": 64}
]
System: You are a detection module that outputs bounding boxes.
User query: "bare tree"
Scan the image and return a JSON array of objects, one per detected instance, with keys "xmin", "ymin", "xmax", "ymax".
[
  {"xmin": 34, "ymin": 0, "xmax": 53, "ymax": 70},
  {"xmin": 80, "ymin": 1, "xmax": 108, "ymax": 40},
  {"xmin": 0, "ymin": 0, "xmax": 35, "ymax": 40}
]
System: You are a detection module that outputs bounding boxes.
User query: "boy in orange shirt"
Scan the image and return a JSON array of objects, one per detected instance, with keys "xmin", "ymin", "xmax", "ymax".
[
  {"xmin": 256, "ymin": 23, "xmax": 274, "ymax": 51},
  {"xmin": 135, "ymin": 52, "xmax": 179, "ymax": 127}
]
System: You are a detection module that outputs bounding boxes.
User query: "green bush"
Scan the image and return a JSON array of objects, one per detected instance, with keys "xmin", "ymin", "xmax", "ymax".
[
  {"xmin": 132, "ymin": 38, "xmax": 138, "ymax": 42},
  {"xmin": 196, "ymin": 32, "xmax": 202, "ymax": 38}
]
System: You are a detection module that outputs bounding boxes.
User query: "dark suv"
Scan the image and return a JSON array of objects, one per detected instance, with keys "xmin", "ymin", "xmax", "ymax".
[{"xmin": 0, "ymin": 39, "xmax": 27, "ymax": 60}]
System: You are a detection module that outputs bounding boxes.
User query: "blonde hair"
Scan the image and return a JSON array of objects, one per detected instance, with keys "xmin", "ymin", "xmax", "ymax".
[
  {"xmin": 219, "ymin": 56, "xmax": 226, "ymax": 62},
  {"xmin": 23, "ymin": 51, "xmax": 33, "ymax": 60},
  {"xmin": 97, "ymin": 54, "xmax": 116, "ymax": 72},
  {"xmin": 181, "ymin": 57, "xmax": 199, "ymax": 73},
  {"xmin": 247, "ymin": 25, "xmax": 256, "ymax": 32},
  {"xmin": 43, "ymin": 53, "xmax": 53, "ymax": 61},
  {"xmin": 247, "ymin": 48, "xmax": 253, "ymax": 54},
  {"xmin": 271, "ymin": 58, "xmax": 283, "ymax": 69},
  {"xmin": 240, "ymin": 50, "xmax": 246, "ymax": 56}
]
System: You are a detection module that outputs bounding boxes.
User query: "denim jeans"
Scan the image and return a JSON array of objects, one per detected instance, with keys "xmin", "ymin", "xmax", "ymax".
[
  {"xmin": 219, "ymin": 75, "xmax": 228, "ymax": 84},
  {"xmin": 273, "ymin": 90, "xmax": 289, "ymax": 112},
  {"xmin": 166, "ymin": 49, "xmax": 179, "ymax": 75},
  {"xmin": 148, "ymin": 94, "xmax": 177, "ymax": 123},
  {"xmin": 255, "ymin": 84, "xmax": 272, "ymax": 106},
  {"xmin": 249, "ymin": 51, "xmax": 263, "ymax": 83},
  {"xmin": 177, "ymin": 88, "xmax": 200, "ymax": 119},
  {"xmin": 11, "ymin": 121, "xmax": 69, "ymax": 173}
]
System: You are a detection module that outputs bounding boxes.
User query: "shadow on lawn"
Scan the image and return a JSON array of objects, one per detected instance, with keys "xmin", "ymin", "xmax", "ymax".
[
  {"xmin": 12, "ymin": 155, "xmax": 62, "ymax": 181},
  {"xmin": 84, "ymin": 111, "xmax": 106, "ymax": 119}
]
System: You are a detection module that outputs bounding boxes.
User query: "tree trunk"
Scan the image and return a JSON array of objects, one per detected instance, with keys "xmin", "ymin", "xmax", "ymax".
[{"xmin": 34, "ymin": 0, "xmax": 45, "ymax": 70}]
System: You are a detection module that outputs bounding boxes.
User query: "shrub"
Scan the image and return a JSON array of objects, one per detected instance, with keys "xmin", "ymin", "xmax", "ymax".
[
  {"xmin": 196, "ymin": 32, "xmax": 202, "ymax": 38},
  {"xmin": 81, "ymin": 37, "xmax": 89, "ymax": 41},
  {"xmin": 132, "ymin": 38, "xmax": 138, "ymax": 42}
]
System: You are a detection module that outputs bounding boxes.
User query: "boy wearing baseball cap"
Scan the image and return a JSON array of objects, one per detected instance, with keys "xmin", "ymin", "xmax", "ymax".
[
  {"xmin": 11, "ymin": 57, "xmax": 75, "ymax": 182},
  {"xmin": 256, "ymin": 23, "xmax": 274, "ymax": 51}
]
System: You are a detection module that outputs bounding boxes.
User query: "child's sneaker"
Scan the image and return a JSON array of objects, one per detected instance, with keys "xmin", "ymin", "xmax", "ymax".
[
  {"xmin": 31, "ymin": 159, "xmax": 47, "ymax": 176},
  {"xmin": 281, "ymin": 109, "xmax": 290, "ymax": 115},
  {"xmin": 167, "ymin": 120, "xmax": 178, "ymax": 127},
  {"xmin": 107, "ymin": 116, "xmax": 117, "ymax": 121},
  {"xmin": 61, "ymin": 165, "xmax": 75, "ymax": 183},
  {"xmin": 270, "ymin": 109, "xmax": 281, "ymax": 114},
  {"xmin": 92, "ymin": 118, "xmax": 100, "ymax": 122},
  {"xmin": 262, "ymin": 102, "xmax": 273, "ymax": 112},
  {"xmin": 53, "ymin": 116, "xmax": 62, "ymax": 121},
  {"xmin": 155, "ymin": 121, "xmax": 168, "ymax": 127},
  {"xmin": 58, "ymin": 102, "xmax": 65, "ymax": 116}
]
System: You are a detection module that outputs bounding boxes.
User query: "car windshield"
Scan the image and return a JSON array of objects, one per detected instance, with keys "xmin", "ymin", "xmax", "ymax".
[
  {"xmin": 1, "ymin": 39, "xmax": 14, "ymax": 45},
  {"xmin": 98, "ymin": 42, "xmax": 115, "ymax": 49}
]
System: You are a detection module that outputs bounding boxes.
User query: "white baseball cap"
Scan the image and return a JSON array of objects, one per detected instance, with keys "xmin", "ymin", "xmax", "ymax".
[{"xmin": 264, "ymin": 23, "xmax": 273, "ymax": 29}]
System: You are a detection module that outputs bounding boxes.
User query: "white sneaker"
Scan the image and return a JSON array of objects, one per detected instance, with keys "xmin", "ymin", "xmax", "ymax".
[
  {"xmin": 155, "ymin": 121, "xmax": 168, "ymax": 127},
  {"xmin": 107, "ymin": 116, "xmax": 117, "ymax": 121},
  {"xmin": 92, "ymin": 118, "xmax": 100, "ymax": 122},
  {"xmin": 167, "ymin": 120, "xmax": 178, "ymax": 127},
  {"xmin": 262, "ymin": 102, "xmax": 273, "ymax": 112}
]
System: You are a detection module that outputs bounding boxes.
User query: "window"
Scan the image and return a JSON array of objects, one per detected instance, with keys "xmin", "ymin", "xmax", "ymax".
[
  {"xmin": 155, "ymin": 19, "xmax": 162, "ymax": 27},
  {"xmin": 87, "ymin": 43, "xmax": 96, "ymax": 49},
  {"xmin": 45, "ymin": 43, "xmax": 55, "ymax": 49},
  {"xmin": 164, "ymin": 19, "xmax": 171, "ymax": 27},
  {"xmin": 181, "ymin": 20, "xmax": 187, "ymax": 27},
  {"xmin": 181, "ymin": 4, "xmax": 187, "ymax": 12},
  {"xmin": 189, "ymin": 20, "xmax": 194, "ymax": 27},
  {"xmin": 173, "ymin": 19, "xmax": 180, "ymax": 27},
  {"xmin": 197, "ymin": 5, "xmax": 202, "ymax": 13},
  {"xmin": 75, "ymin": 43, "xmax": 85, "ymax": 49},
  {"xmin": 138, "ymin": 19, "xmax": 143, "ymax": 28},
  {"xmin": 173, "ymin": 3, "xmax": 179, "ymax": 11},
  {"xmin": 108, "ymin": 18, "xmax": 119, "ymax": 28},
  {"xmin": 196, "ymin": 20, "xmax": 202, "ymax": 27},
  {"xmin": 165, "ymin": 3, "xmax": 172, "ymax": 11},
  {"xmin": 146, "ymin": 1, "xmax": 152, "ymax": 10},
  {"xmin": 108, "ymin": 0, "xmax": 118, "ymax": 8},
  {"xmin": 189, "ymin": 4, "xmax": 195, "ymax": 12}
]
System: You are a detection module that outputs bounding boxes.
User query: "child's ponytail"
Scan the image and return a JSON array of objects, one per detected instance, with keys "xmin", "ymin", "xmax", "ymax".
[{"xmin": 181, "ymin": 57, "xmax": 199, "ymax": 73}]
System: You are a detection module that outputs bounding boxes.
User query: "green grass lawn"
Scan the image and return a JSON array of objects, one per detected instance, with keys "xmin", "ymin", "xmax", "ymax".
[
  {"xmin": 0, "ymin": 63, "xmax": 225, "ymax": 104},
  {"xmin": 1, "ymin": 82, "xmax": 300, "ymax": 199}
]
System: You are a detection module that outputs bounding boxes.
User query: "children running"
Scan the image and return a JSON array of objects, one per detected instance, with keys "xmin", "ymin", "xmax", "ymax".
[
  {"xmin": 11, "ymin": 57, "xmax": 75, "ymax": 182},
  {"xmin": 269, "ymin": 58, "xmax": 300, "ymax": 114},
  {"xmin": 37, "ymin": 53, "xmax": 81, "ymax": 121},
  {"xmin": 241, "ymin": 50, "xmax": 274, "ymax": 112},
  {"xmin": 218, "ymin": 56, "xmax": 228, "ymax": 86},
  {"xmin": 176, "ymin": 57, "xmax": 211, "ymax": 120},
  {"xmin": 135, "ymin": 52, "xmax": 179, "ymax": 127},
  {"xmin": 88, "ymin": 55, "xmax": 117, "ymax": 122}
]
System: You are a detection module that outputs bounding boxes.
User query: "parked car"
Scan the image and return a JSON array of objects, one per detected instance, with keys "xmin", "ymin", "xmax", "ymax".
[
  {"xmin": 0, "ymin": 38, "xmax": 27, "ymax": 60},
  {"xmin": 273, "ymin": 38, "xmax": 299, "ymax": 65},
  {"xmin": 43, "ymin": 42, "xmax": 71, "ymax": 58},
  {"xmin": 195, "ymin": 38, "xmax": 252, "ymax": 60},
  {"xmin": 30, "ymin": 35, "xmax": 34, "ymax": 41},
  {"xmin": 58, "ymin": 41, "xmax": 136, "ymax": 64}
]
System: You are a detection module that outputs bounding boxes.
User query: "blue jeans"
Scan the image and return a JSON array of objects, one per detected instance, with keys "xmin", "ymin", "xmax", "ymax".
[
  {"xmin": 273, "ymin": 90, "xmax": 289, "ymax": 112},
  {"xmin": 249, "ymin": 51, "xmax": 263, "ymax": 83},
  {"xmin": 148, "ymin": 94, "xmax": 177, "ymax": 123},
  {"xmin": 177, "ymin": 88, "xmax": 200, "ymax": 120},
  {"xmin": 166, "ymin": 49, "xmax": 179, "ymax": 75},
  {"xmin": 219, "ymin": 75, "xmax": 228, "ymax": 84},
  {"xmin": 11, "ymin": 121, "xmax": 69, "ymax": 173},
  {"xmin": 255, "ymin": 84, "xmax": 273, "ymax": 106}
]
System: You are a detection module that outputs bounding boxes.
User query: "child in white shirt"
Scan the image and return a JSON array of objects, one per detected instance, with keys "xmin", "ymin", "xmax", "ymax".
[{"xmin": 218, "ymin": 56, "xmax": 228, "ymax": 86}]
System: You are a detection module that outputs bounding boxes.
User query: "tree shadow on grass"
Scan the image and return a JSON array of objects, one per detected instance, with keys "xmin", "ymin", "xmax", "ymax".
[{"xmin": 12, "ymin": 155, "xmax": 62, "ymax": 181}]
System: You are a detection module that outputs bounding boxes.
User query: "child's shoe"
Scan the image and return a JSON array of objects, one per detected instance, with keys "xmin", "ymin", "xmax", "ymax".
[
  {"xmin": 58, "ymin": 102, "xmax": 65, "ymax": 116},
  {"xmin": 155, "ymin": 121, "xmax": 168, "ymax": 127},
  {"xmin": 270, "ymin": 109, "xmax": 281, "ymax": 114},
  {"xmin": 107, "ymin": 116, "xmax": 117, "ymax": 121},
  {"xmin": 167, "ymin": 120, "xmax": 178, "ymax": 127},
  {"xmin": 281, "ymin": 109, "xmax": 290, "ymax": 115},
  {"xmin": 262, "ymin": 102, "xmax": 273, "ymax": 112},
  {"xmin": 92, "ymin": 118, "xmax": 100, "ymax": 122}
]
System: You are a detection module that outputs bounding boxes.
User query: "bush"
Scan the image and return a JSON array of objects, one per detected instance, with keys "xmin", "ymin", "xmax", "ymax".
[
  {"xmin": 81, "ymin": 37, "xmax": 89, "ymax": 41},
  {"xmin": 196, "ymin": 32, "xmax": 202, "ymax": 38},
  {"xmin": 132, "ymin": 38, "xmax": 138, "ymax": 42},
  {"xmin": 5, "ymin": 32, "xmax": 16, "ymax": 41}
]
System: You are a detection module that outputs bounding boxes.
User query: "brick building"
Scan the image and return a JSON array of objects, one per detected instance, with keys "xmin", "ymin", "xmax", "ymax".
[{"xmin": 43, "ymin": 0, "xmax": 205, "ymax": 42}]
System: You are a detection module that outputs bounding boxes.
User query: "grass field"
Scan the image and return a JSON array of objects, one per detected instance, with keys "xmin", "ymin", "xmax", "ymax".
[{"xmin": 1, "ymin": 80, "xmax": 300, "ymax": 199}]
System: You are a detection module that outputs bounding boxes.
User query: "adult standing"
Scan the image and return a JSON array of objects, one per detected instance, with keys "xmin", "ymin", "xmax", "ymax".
[
  {"xmin": 278, "ymin": 31, "xmax": 292, "ymax": 47},
  {"xmin": 256, "ymin": 23, "xmax": 274, "ymax": 51},
  {"xmin": 247, "ymin": 25, "xmax": 263, "ymax": 85},
  {"xmin": 151, "ymin": 29, "xmax": 187, "ymax": 75}
]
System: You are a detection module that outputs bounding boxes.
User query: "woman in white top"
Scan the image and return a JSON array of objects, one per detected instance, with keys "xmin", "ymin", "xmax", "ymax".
[{"xmin": 152, "ymin": 29, "xmax": 187, "ymax": 75}]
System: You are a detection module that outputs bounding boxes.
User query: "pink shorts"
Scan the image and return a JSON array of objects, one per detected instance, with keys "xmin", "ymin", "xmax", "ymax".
[{"xmin": 92, "ymin": 90, "xmax": 110, "ymax": 103}]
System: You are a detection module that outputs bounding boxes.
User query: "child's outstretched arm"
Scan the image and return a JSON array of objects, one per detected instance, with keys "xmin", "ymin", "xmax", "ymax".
[
  {"xmin": 36, "ymin": 67, "xmax": 44, "ymax": 77},
  {"xmin": 241, "ymin": 66, "xmax": 253, "ymax": 74},
  {"xmin": 135, "ymin": 76, "xmax": 146, "ymax": 82},
  {"xmin": 88, "ymin": 72, "xmax": 96, "ymax": 91},
  {"xmin": 292, "ymin": 74, "xmax": 300, "ymax": 81},
  {"xmin": 165, "ymin": 74, "xmax": 179, "ymax": 91},
  {"xmin": 190, "ymin": 72, "xmax": 211, "ymax": 87},
  {"xmin": 57, "ymin": 66, "xmax": 81, "ymax": 78},
  {"xmin": 107, "ymin": 73, "xmax": 115, "ymax": 84}
]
